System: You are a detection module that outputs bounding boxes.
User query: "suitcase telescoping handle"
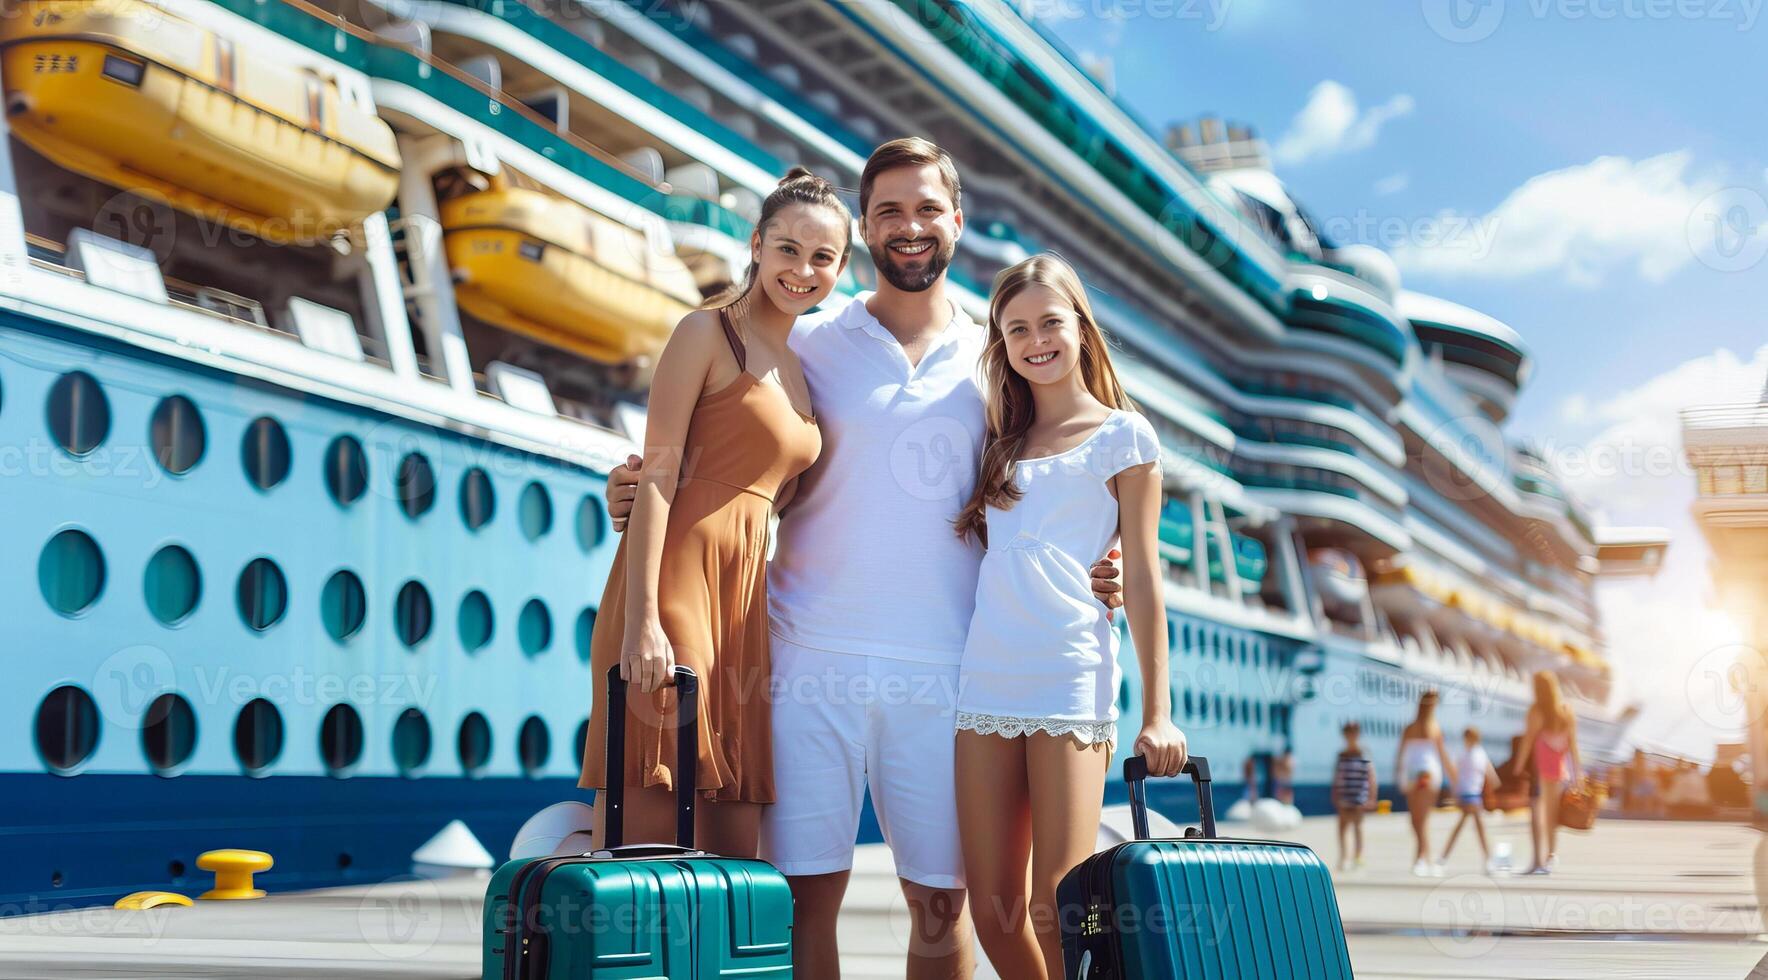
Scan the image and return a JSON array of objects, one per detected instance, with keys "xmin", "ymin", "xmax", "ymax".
[
  {"xmin": 603, "ymin": 664, "xmax": 698, "ymax": 850},
  {"xmin": 1124, "ymin": 754, "xmax": 1216, "ymax": 840}
]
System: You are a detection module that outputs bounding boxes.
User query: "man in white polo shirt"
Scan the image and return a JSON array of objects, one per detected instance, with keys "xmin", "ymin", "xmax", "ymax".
[{"xmin": 602, "ymin": 138, "xmax": 1121, "ymax": 978}]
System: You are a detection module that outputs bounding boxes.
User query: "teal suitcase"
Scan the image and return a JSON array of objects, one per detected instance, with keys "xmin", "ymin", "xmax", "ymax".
[
  {"xmin": 483, "ymin": 666, "xmax": 794, "ymax": 978},
  {"xmin": 1058, "ymin": 755, "xmax": 1354, "ymax": 979}
]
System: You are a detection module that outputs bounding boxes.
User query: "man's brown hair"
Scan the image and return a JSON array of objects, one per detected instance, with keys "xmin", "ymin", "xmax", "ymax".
[{"xmin": 859, "ymin": 137, "xmax": 962, "ymax": 218}]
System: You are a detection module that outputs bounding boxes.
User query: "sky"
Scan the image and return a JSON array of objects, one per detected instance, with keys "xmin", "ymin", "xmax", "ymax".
[{"xmin": 1037, "ymin": 0, "xmax": 1768, "ymax": 758}]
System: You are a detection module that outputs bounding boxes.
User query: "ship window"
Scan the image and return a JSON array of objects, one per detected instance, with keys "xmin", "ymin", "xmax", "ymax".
[
  {"xmin": 395, "ymin": 580, "xmax": 434, "ymax": 648},
  {"xmin": 47, "ymin": 371, "xmax": 109, "ymax": 457},
  {"xmin": 101, "ymin": 54, "xmax": 145, "ymax": 87},
  {"xmin": 150, "ymin": 395, "xmax": 206, "ymax": 475},
  {"xmin": 241, "ymin": 416, "xmax": 291, "ymax": 491},
  {"xmin": 144, "ymin": 544, "xmax": 200, "ymax": 625},
  {"xmin": 575, "ymin": 607, "xmax": 596, "ymax": 664},
  {"xmin": 325, "ymin": 435, "xmax": 368, "ymax": 507},
  {"xmin": 459, "ymin": 590, "xmax": 494, "ymax": 653},
  {"xmin": 1165, "ymin": 618, "xmax": 1176, "ymax": 649},
  {"xmin": 39, "ymin": 528, "xmax": 105, "ymax": 616},
  {"xmin": 397, "ymin": 452, "xmax": 437, "ymax": 519},
  {"xmin": 142, "ymin": 693, "xmax": 196, "ymax": 774},
  {"xmin": 460, "ymin": 468, "xmax": 496, "ymax": 530},
  {"xmin": 520, "ymin": 482, "xmax": 553, "ymax": 541},
  {"xmin": 320, "ymin": 703, "xmax": 364, "ymax": 776},
  {"xmin": 1228, "ymin": 699, "xmax": 1239, "ymax": 725},
  {"xmin": 1197, "ymin": 694, "xmax": 1208, "ymax": 721},
  {"xmin": 393, "ymin": 708, "xmax": 432, "ymax": 776},
  {"xmin": 1183, "ymin": 690, "xmax": 1194, "ymax": 718},
  {"xmin": 234, "ymin": 698, "xmax": 283, "ymax": 773},
  {"xmin": 36, "ymin": 685, "xmax": 99, "ymax": 773},
  {"xmin": 518, "ymin": 716, "xmax": 550, "ymax": 776},
  {"xmin": 519, "ymin": 240, "xmax": 546, "ymax": 262},
  {"xmin": 577, "ymin": 495, "xmax": 606, "ymax": 552},
  {"xmin": 237, "ymin": 557, "xmax": 287, "ymax": 631},
  {"xmin": 322, "ymin": 569, "xmax": 366, "ymax": 642},
  {"xmin": 575, "ymin": 719, "xmax": 590, "ymax": 772},
  {"xmin": 519, "ymin": 599, "xmax": 552, "ymax": 657},
  {"xmin": 458, "ymin": 712, "xmax": 492, "ymax": 777}
]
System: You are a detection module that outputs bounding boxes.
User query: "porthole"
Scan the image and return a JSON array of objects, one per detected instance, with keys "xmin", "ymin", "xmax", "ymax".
[
  {"xmin": 460, "ymin": 468, "xmax": 495, "ymax": 531},
  {"xmin": 241, "ymin": 416, "xmax": 291, "ymax": 490},
  {"xmin": 518, "ymin": 599, "xmax": 551, "ymax": 657},
  {"xmin": 142, "ymin": 692, "xmax": 196, "ymax": 775},
  {"xmin": 237, "ymin": 558, "xmax": 287, "ymax": 631},
  {"xmin": 519, "ymin": 482, "xmax": 553, "ymax": 540},
  {"xmin": 320, "ymin": 703, "xmax": 364, "ymax": 776},
  {"xmin": 234, "ymin": 698, "xmax": 283, "ymax": 774},
  {"xmin": 574, "ymin": 719, "xmax": 590, "ymax": 772},
  {"xmin": 458, "ymin": 712, "xmax": 491, "ymax": 777},
  {"xmin": 39, "ymin": 528, "xmax": 105, "ymax": 616},
  {"xmin": 325, "ymin": 435, "xmax": 368, "ymax": 507},
  {"xmin": 36, "ymin": 685, "xmax": 99, "ymax": 773},
  {"xmin": 518, "ymin": 716, "xmax": 549, "ymax": 776},
  {"xmin": 1183, "ymin": 689, "xmax": 1194, "ymax": 718},
  {"xmin": 576, "ymin": 495, "xmax": 606, "ymax": 552},
  {"xmin": 322, "ymin": 570, "xmax": 366, "ymax": 642},
  {"xmin": 393, "ymin": 707, "xmax": 431, "ymax": 776},
  {"xmin": 149, "ymin": 395, "xmax": 205, "ymax": 475},
  {"xmin": 574, "ymin": 608, "xmax": 596, "ymax": 664},
  {"xmin": 396, "ymin": 452, "xmax": 436, "ymax": 519},
  {"xmin": 458, "ymin": 590, "xmax": 493, "ymax": 654},
  {"xmin": 144, "ymin": 544, "xmax": 200, "ymax": 625},
  {"xmin": 47, "ymin": 371, "xmax": 109, "ymax": 457},
  {"xmin": 396, "ymin": 580, "xmax": 433, "ymax": 648}
]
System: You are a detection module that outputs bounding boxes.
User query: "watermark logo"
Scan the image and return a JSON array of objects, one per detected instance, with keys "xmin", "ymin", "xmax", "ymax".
[
  {"xmin": 1686, "ymin": 643, "xmax": 1766, "ymax": 734},
  {"xmin": 1423, "ymin": 0, "xmax": 1508, "ymax": 42},
  {"xmin": 1688, "ymin": 186, "xmax": 1768, "ymax": 273},
  {"xmin": 890, "ymin": 415, "xmax": 974, "ymax": 503},
  {"xmin": 1422, "ymin": 874, "xmax": 1505, "ymax": 957},
  {"xmin": 356, "ymin": 876, "xmax": 445, "ymax": 959}
]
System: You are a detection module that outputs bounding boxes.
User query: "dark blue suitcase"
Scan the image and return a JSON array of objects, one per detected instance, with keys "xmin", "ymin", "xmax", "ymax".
[
  {"xmin": 1058, "ymin": 755, "xmax": 1354, "ymax": 979},
  {"xmin": 483, "ymin": 666, "xmax": 794, "ymax": 978}
]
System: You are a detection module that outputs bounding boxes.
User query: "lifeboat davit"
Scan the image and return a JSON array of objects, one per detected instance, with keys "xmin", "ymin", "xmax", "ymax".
[
  {"xmin": 442, "ymin": 185, "xmax": 703, "ymax": 364},
  {"xmin": 0, "ymin": 0, "xmax": 402, "ymax": 244}
]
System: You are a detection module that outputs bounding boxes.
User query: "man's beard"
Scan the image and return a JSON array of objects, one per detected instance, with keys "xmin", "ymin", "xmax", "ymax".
[{"xmin": 873, "ymin": 237, "xmax": 954, "ymax": 292}]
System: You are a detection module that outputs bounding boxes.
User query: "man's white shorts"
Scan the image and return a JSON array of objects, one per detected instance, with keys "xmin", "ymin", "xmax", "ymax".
[{"xmin": 759, "ymin": 634, "xmax": 965, "ymax": 889}]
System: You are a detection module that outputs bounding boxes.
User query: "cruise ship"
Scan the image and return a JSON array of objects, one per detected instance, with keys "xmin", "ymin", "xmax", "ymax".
[{"xmin": 0, "ymin": 0, "xmax": 1662, "ymax": 910}]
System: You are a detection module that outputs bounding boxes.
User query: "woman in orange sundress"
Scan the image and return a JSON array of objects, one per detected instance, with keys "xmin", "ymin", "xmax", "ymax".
[{"xmin": 574, "ymin": 168, "xmax": 849, "ymax": 856}]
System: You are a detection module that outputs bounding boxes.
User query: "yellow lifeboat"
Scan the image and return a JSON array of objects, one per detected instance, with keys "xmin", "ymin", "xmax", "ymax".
[
  {"xmin": 441, "ymin": 185, "xmax": 703, "ymax": 364},
  {"xmin": 0, "ymin": 0, "xmax": 401, "ymax": 244}
]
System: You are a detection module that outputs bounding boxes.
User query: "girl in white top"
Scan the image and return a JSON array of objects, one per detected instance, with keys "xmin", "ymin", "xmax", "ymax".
[
  {"xmin": 951, "ymin": 254, "xmax": 1187, "ymax": 980},
  {"xmin": 1396, "ymin": 689, "xmax": 1457, "ymax": 877}
]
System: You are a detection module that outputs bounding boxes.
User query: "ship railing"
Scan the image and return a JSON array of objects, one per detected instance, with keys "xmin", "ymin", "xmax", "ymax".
[{"xmin": 1681, "ymin": 403, "xmax": 1768, "ymax": 430}]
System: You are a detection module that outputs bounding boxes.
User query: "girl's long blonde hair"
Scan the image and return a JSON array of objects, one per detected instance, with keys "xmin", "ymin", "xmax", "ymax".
[
  {"xmin": 1533, "ymin": 670, "xmax": 1572, "ymax": 732},
  {"xmin": 953, "ymin": 253, "xmax": 1133, "ymax": 544}
]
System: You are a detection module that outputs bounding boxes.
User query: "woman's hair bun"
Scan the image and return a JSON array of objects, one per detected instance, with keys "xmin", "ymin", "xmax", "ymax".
[{"xmin": 782, "ymin": 165, "xmax": 817, "ymax": 183}]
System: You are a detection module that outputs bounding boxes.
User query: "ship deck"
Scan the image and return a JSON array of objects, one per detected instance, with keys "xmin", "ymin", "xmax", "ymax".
[{"xmin": 0, "ymin": 812, "xmax": 1760, "ymax": 979}]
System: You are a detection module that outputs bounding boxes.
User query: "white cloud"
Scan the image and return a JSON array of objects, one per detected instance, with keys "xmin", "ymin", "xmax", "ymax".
[
  {"xmin": 1392, "ymin": 152, "xmax": 1763, "ymax": 287},
  {"xmin": 1538, "ymin": 345, "xmax": 1768, "ymax": 758},
  {"xmin": 1373, "ymin": 172, "xmax": 1410, "ymax": 196},
  {"xmin": 1272, "ymin": 81, "xmax": 1414, "ymax": 166}
]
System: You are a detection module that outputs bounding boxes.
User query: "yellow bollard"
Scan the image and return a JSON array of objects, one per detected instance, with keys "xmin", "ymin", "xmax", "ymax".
[
  {"xmin": 196, "ymin": 849, "xmax": 273, "ymax": 900},
  {"xmin": 1375, "ymin": 799, "xmax": 1392, "ymax": 814},
  {"xmin": 115, "ymin": 891, "xmax": 193, "ymax": 910}
]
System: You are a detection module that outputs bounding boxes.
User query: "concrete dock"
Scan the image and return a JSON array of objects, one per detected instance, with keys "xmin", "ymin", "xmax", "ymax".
[{"xmin": 0, "ymin": 811, "xmax": 1760, "ymax": 978}]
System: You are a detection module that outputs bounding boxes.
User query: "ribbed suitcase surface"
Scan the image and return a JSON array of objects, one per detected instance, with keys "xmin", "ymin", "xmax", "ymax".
[
  {"xmin": 1059, "ymin": 756, "xmax": 1355, "ymax": 979},
  {"xmin": 484, "ymin": 852, "xmax": 793, "ymax": 978},
  {"xmin": 484, "ymin": 667, "xmax": 795, "ymax": 978}
]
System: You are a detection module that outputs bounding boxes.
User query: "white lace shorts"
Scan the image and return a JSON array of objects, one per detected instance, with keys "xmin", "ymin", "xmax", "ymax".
[{"xmin": 954, "ymin": 711, "xmax": 1117, "ymax": 747}]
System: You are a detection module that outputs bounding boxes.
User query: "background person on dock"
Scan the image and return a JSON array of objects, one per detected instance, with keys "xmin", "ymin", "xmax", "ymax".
[
  {"xmin": 1332, "ymin": 722, "xmax": 1376, "ymax": 871},
  {"xmin": 1396, "ymin": 689, "xmax": 1456, "ymax": 876},
  {"xmin": 1514, "ymin": 670, "xmax": 1581, "ymax": 874},
  {"xmin": 1439, "ymin": 726, "xmax": 1502, "ymax": 872}
]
